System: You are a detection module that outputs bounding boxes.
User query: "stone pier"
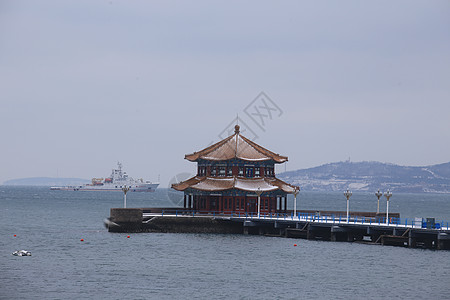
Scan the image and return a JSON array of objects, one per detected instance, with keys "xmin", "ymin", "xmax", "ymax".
[{"xmin": 105, "ymin": 208, "xmax": 450, "ymax": 250}]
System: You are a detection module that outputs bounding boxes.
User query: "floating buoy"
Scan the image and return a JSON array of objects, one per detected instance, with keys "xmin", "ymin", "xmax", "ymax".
[
  {"xmin": 294, "ymin": 244, "xmax": 297, "ymax": 247},
  {"xmin": 13, "ymin": 234, "xmax": 16, "ymax": 237},
  {"xmin": 127, "ymin": 235, "xmax": 130, "ymax": 238},
  {"xmin": 80, "ymin": 239, "xmax": 84, "ymax": 242}
]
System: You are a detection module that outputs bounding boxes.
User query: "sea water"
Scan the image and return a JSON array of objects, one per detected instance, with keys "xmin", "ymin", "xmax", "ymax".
[{"xmin": 1, "ymin": 186, "xmax": 449, "ymax": 299}]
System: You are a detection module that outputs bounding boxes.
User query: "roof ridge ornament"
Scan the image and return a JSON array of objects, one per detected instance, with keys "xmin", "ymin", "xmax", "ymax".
[
  {"xmin": 234, "ymin": 124, "xmax": 240, "ymax": 134},
  {"xmin": 234, "ymin": 125, "xmax": 239, "ymax": 157}
]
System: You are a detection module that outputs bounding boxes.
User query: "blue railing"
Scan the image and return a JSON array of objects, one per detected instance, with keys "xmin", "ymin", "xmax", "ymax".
[{"xmin": 152, "ymin": 209, "xmax": 450, "ymax": 230}]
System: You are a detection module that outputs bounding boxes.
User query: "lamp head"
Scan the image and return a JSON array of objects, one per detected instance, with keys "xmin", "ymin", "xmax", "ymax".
[
  {"xmin": 344, "ymin": 189, "xmax": 352, "ymax": 198},
  {"xmin": 384, "ymin": 189, "xmax": 392, "ymax": 200}
]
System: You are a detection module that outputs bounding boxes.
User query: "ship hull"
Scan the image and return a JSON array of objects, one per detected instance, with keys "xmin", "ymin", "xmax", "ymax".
[{"xmin": 51, "ymin": 183, "xmax": 159, "ymax": 192}]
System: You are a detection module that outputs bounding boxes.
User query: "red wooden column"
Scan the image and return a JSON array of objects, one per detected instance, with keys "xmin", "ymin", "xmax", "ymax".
[
  {"xmin": 284, "ymin": 196, "xmax": 287, "ymax": 213},
  {"xmin": 244, "ymin": 195, "xmax": 247, "ymax": 213}
]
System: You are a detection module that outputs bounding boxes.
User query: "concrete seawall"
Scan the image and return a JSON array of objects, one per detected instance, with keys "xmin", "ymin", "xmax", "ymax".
[
  {"xmin": 108, "ymin": 208, "xmax": 242, "ymax": 233},
  {"xmin": 142, "ymin": 216, "xmax": 243, "ymax": 233},
  {"xmin": 108, "ymin": 208, "xmax": 143, "ymax": 232}
]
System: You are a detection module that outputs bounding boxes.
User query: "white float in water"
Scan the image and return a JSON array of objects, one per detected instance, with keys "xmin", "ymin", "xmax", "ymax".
[{"xmin": 12, "ymin": 250, "xmax": 31, "ymax": 256}]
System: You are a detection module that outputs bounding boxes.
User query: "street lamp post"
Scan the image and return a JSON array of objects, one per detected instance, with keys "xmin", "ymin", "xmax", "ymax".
[
  {"xmin": 255, "ymin": 187, "xmax": 263, "ymax": 218},
  {"xmin": 375, "ymin": 189, "xmax": 382, "ymax": 214},
  {"xmin": 122, "ymin": 186, "xmax": 130, "ymax": 208},
  {"xmin": 384, "ymin": 190, "xmax": 392, "ymax": 225},
  {"xmin": 344, "ymin": 189, "xmax": 352, "ymax": 223},
  {"xmin": 293, "ymin": 188, "xmax": 299, "ymax": 218}
]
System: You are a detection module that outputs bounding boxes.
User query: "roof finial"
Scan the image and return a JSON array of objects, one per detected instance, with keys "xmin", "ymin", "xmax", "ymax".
[{"xmin": 235, "ymin": 113, "xmax": 240, "ymax": 134}]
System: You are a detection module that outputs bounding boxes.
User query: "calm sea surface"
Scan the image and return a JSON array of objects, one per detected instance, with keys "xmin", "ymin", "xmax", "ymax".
[{"xmin": 1, "ymin": 186, "xmax": 450, "ymax": 299}]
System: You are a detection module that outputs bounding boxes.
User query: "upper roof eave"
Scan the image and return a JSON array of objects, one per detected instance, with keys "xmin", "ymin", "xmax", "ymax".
[
  {"xmin": 184, "ymin": 134, "xmax": 235, "ymax": 162},
  {"xmin": 184, "ymin": 125, "xmax": 288, "ymax": 163}
]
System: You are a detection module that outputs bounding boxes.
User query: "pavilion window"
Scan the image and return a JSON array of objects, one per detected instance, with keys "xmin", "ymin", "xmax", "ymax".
[
  {"xmin": 218, "ymin": 166, "xmax": 226, "ymax": 177},
  {"xmin": 211, "ymin": 167, "xmax": 217, "ymax": 176},
  {"xmin": 255, "ymin": 168, "xmax": 260, "ymax": 177},
  {"xmin": 198, "ymin": 166, "xmax": 206, "ymax": 176},
  {"xmin": 245, "ymin": 167, "xmax": 254, "ymax": 178},
  {"xmin": 265, "ymin": 166, "xmax": 274, "ymax": 177},
  {"xmin": 238, "ymin": 167, "xmax": 244, "ymax": 176},
  {"xmin": 227, "ymin": 167, "xmax": 233, "ymax": 176}
]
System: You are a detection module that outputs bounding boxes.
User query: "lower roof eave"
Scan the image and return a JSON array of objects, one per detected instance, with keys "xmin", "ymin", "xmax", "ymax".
[{"xmin": 185, "ymin": 187, "xmax": 288, "ymax": 194}]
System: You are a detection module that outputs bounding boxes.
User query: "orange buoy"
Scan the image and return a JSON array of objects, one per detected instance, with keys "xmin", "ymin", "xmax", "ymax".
[
  {"xmin": 80, "ymin": 239, "xmax": 84, "ymax": 242},
  {"xmin": 14, "ymin": 234, "xmax": 16, "ymax": 237},
  {"xmin": 294, "ymin": 244, "xmax": 297, "ymax": 246},
  {"xmin": 127, "ymin": 235, "xmax": 130, "ymax": 238}
]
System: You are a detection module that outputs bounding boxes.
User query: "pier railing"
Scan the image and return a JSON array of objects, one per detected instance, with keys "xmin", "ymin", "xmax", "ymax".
[{"xmin": 143, "ymin": 209, "xmax": 449, "ymax": 231}]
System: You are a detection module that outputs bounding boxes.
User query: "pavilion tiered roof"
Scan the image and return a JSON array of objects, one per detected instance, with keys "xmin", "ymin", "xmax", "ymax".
[{"xmin": 172, "ymin": 125, "xmax": 298, "ymax": 194}]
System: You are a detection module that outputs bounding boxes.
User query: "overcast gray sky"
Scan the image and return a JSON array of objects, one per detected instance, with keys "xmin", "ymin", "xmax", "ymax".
[{"xmin": 1, "ymin": 0, "xmax": 449, "ymax": 186}]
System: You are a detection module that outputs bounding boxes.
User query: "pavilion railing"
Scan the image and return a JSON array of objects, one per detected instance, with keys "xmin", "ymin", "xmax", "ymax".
[{"xmin": 145, "ymin": 209, "xmax": 449, "ymax": 231}]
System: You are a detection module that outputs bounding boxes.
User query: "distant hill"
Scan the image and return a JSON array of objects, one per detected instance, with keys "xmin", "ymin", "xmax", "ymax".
[
  {"xmin": 3, "ymin": 177, "xmax": 90, "ymax": 186},
  {"xmin": 278, "ymin": 161, "xmax": 450, "ymax": 193}
]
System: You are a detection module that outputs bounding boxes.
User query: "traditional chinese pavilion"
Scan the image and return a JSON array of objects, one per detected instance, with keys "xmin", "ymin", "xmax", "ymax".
[{"xmin": 172, "ymin": 125, "xmax": 299, "ymax": 214}]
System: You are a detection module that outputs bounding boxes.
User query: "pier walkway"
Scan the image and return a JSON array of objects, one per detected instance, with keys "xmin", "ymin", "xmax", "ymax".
[
  {"xmin": 143, "ymin": 210, "xmax": 449, "ymax": 231},
  {"xmin": 107, "ymin": 208, "xmax": 450, "ymax": 250}
]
